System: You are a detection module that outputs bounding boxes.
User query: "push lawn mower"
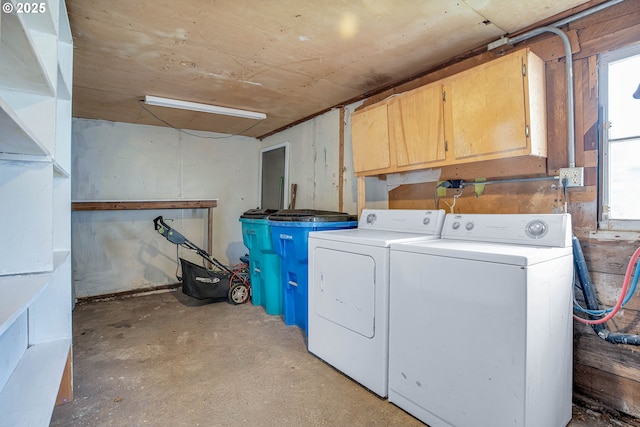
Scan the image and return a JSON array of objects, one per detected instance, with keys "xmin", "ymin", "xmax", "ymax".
[{"xmin": 153, "ymin": 216, "xmax": 250, "ymax": 304}]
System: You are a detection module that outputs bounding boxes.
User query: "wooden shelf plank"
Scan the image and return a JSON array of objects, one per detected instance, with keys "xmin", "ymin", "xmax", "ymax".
[
  {"xmin": 72, "ymin": 200, "xmax": 218, "ymax": 258},
  {"xmin": 0, "ymin": 273, "xmax": 51, "ymax": 338},
  {"xmin": 72, "ymin": 200, "xmax": 217, "ymax": 211},
  {"xmin": 0, "ymin": 338, "xmax": 71, "ymax": 427}
]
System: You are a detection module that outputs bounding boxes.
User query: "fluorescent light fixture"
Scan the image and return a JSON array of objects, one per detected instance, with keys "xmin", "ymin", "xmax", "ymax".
[{"xmin": 144, "ymin": 95, "xmax": 266, "ymax": 120}]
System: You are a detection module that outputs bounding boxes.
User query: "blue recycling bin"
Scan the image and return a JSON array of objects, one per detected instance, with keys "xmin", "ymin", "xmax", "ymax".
[
  {"xmin": 268, "ymin": 210, "xmax": 357, "ymax": 333},
  {"xmin": 240, "ymin": 209, "xmax": 283, "ymax": 315}
]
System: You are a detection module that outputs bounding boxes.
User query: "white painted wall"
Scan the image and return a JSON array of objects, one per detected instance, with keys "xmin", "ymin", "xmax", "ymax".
[
  {"xmin": 71, "ymin": 101, "xmax": 387, "ymax": 298},
  {"xmin": 261, "ymin": 109, "xmax": 340, "ymax": 211},
  {"xmin": 71, "ymin": 119, "xmax": 260, "ymax": 298},
  {"xmin": 343, "ymin": 102, "xmax": 388, "ymax": 210},
  {"xmin": 260, "ymin": 104, "xmax": 384, "ymax": 215}
]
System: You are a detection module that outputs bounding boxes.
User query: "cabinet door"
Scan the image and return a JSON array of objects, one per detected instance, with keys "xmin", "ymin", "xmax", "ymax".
[
  {"xmin": 445, "ymin": 50, "xmax": 532, "ymax": 161},
  {"xmin": 351, "ymin": 103, "xmax": 390, "ymax": 174},
  {"xmin": 388, "ymin": 83, "xmax": 445, "ymax": 168}
]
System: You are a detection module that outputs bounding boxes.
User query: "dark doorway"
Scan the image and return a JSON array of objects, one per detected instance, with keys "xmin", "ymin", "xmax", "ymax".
[{"xmin": 260, "ymin": 143, "xmax": 288, "ymax": 209}]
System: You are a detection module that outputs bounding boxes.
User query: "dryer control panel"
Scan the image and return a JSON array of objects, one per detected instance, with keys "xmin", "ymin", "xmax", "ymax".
[
  {"xmin": 359, "ymin": 209, "xmax": 445, "ymax": 234},
  {"xmin": 442, "ymin": 213, "xmax": 572, "ymax": 247}
]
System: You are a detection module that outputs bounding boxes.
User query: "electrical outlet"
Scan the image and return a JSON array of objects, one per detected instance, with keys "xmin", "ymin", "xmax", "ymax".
[{"xmin": 559, "ymin": 167, "xmax": 584, "ymax": 187}]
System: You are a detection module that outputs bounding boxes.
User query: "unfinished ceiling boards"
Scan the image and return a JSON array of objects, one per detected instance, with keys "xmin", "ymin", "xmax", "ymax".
[
  {"xmin": 68, "ymin": 0, "xmax": 595, "ymax": 138},
  {"xmin": 462, "ymin": 0, "xmax": 591, "ymax": 32}
]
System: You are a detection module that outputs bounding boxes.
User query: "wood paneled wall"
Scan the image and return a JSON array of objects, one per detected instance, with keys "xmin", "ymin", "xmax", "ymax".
[{"xmin": 382, "ymin": 0, "xmax": 640, "ymax": 418}]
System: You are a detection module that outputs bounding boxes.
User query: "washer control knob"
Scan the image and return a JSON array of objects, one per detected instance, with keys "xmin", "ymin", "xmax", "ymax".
[
  {"xmin": 423, "ymin": 217, "xmax": 431, "ymax": 225},
  {"xmin": 452, "ymin": 221, "xmax": 460, "ymax": 230},
  {"xmin": 465, "ymin": 222, "xmax": 474, "ymax": 231},
  {"xmin": 366, "ymin": 213, "xmax": 377, "ymax": 225},
  {"xmin": 526, "ymin": 220, "xmax": 548, "ymax": 239}
]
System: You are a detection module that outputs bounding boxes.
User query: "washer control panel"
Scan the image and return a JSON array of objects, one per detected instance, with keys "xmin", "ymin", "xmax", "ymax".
[
  {"xmin": 442, "ymin": 213, "xmax": 571, "ymax": 247},
  {"xmin": 358, "ymin": 209, "xmax": 446, "ymax": 234}
]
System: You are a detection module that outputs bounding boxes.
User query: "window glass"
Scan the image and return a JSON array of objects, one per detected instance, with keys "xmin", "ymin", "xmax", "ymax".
[
  {"xmin": 608, "ymin": 139, "xmax": 640, "ymax": 219},
  {"xmin": 601, "ymin": 46, "xmax": 640, "ymax": 224},
  {"xmin": 607, "ymin": 54, "xmax": 640, "ymax": 140}
]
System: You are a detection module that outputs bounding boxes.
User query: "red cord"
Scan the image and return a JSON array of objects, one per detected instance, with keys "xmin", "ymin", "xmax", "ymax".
[
  {"xmin": 230, "ymin": 263, "xmax": 251, "ymax": 288},
  {"xmin": 573, "ymin": 247, "xmax": 640, "ymax": 325}
]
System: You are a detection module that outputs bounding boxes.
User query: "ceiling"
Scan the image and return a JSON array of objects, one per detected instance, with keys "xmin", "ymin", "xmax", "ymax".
[{"xmin": 67, "ymin": 0, "xmax": 596, "ymax": 139}]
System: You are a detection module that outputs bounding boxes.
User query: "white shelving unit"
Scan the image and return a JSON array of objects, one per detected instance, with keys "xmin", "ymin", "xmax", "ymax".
[{"xmin": 0, "ymin": 0, "xmax": 73, "ymax": 425}]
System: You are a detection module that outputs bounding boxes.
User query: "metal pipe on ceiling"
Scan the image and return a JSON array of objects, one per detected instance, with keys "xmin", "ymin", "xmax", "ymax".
[
  {"xmin": 488, "ymin": 0, "xmax": 625, "ymax": 169},
  {"xmin": 513, "ymin": 0, "xmax": 626, "ymax": 38}
]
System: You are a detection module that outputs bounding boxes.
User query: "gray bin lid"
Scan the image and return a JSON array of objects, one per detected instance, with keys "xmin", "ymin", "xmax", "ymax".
[
  {"xmin": 241, "ymin": 208, "xmax": 278, "ymax": 219},
  {"xmin": 267, "ymin": 209, "xmax": 357, "ymax": 222}
]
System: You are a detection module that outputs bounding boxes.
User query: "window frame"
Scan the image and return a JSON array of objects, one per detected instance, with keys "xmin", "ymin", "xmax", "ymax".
[{"xmin": 598, "ymin": 43, "xmax": 640, "ymax": 232}]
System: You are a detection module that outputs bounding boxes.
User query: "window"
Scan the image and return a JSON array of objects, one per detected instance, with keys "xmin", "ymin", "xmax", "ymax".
[{"xmin": 599, "ymin": 44, "xmax": 640, "ymax": 230}]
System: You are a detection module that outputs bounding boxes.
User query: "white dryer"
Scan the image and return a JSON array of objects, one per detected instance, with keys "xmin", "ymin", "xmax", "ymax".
[
  {"xmin": 388, "ymin": 213, "xmax": 574, "ymax": 427},
  {"xmin": 307, "ymin": 209, "xmax": 445, "ymax": 397}
]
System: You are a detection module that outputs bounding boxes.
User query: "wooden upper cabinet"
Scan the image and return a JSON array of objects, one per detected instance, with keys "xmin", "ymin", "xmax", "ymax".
[
  {"xmin": 351, "ymin": 102, "xmax": 391, "ymax": 174},
  {"xmin": 388, "ymin": 83, "xmax": 446, "ymax": 169},
  {"xmin": 443, "ymin": 48, "xmax": 547, "ymax": 163},
  {"xmin": 350, "ymin": 48, "xmax": 547, "ymax": 177}
]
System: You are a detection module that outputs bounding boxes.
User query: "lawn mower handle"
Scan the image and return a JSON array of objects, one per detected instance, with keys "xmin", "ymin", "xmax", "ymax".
[
  {"xmin": 154, "ymin": 215, "xmax": 169, "ymax": 231},
  {"xmin": 152, "ymin": 215, "xmax": 235, "ymax": 276}
]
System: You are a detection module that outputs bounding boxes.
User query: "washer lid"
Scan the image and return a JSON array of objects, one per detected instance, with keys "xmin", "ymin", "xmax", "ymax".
[
  {"xmin": 390, "ymin": 239, "xmax": 572, "ymax": 266},
  {"xmin": 309, "ymin": 228, "xmax": 441, "ymax": 247}
]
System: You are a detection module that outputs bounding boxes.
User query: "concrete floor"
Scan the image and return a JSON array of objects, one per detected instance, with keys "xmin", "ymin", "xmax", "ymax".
[{"xmin": 51, "ymin": 290, "xmax": 638, "ymax": 427}]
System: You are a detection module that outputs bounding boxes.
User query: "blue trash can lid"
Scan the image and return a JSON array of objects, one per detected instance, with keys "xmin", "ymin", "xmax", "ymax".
[
  {"xmin": 267, "ymin": 209, "xmax": 357, "ymax": 222},
  {"xmin": 241, "ymin": 208, "xmax": 279, "ymax": 219}
]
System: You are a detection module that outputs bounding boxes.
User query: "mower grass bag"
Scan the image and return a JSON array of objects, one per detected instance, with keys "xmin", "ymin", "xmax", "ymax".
[
  {"xmin": 180, "ymin": 258, "xmax": 231, "ymax": 300},
  {"xmin": 153, "ymin": 215, "xmax": 250, "ymax": 304}
]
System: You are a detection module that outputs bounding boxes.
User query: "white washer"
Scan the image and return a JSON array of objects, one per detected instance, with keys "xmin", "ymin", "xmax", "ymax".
[
  {"xmin": 388, "ymin": 213, "xmax": 574, "ymax": 427},
  {"xmin": 308, "ymin": 209, "xmax": 445, "ymax": 397}
]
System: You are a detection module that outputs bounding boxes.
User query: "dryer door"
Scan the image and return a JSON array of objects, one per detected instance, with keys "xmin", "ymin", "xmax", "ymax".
[{"xmin": 312, "ymin": 247, "xmax": 375, "ymax": 338}]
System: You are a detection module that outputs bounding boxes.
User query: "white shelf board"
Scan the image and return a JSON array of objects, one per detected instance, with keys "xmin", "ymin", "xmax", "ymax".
[
  {"xmin": 0, "ymin": 11, "xmax": 54, "ymax": 95},
  {"xmin": 57, "ymin": 0, "xmax": 72, "ymax": 44},
  {"xmin": 13, "ymin": 0, "xmax": 58, "ymax": 35},
  {"xmin": 0, "ymin": 96, "xmax": 49, "ymax": 156},
  {"xmin": 53, "ymin": 162, "xmax": 70, "ymax": 178},
  {"xmin": 0, "ymin": 337, "xmax": 71, "ymax": 427},
  {"xmin": 0, "ymin": 161, "xmax": 54, "ymax": 275},
  {"xmin": 54, "ymin": 97, "xmax": 72, "ymax": 174},
  {"xmin": 25, "ymin": 28, "xmax": 58, "ymax": 97},
  {"xmin": 0, "ymin": 153, "xmax": 51, "ymax": 163},
  {"xmin": 55, "ymin": 65, "xmax": 71, "ymax": 102},
  {"xmin": 53, "ymin": 251, "xmax": 70, "ymax": 270},
  {"xmin": 56, "ymin": 42, "xmax": 73, "ymax": 100},
  {"xmin": 0, "ymin": 273, "xmax": 51, "ymax": 337},
  {"xmin": 0, "ymin": 89, "xmax": 56, "ymax": 157},
  {"xmin": 53, "ymin": 178, "xmax": 71, "ymax": 251}
]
